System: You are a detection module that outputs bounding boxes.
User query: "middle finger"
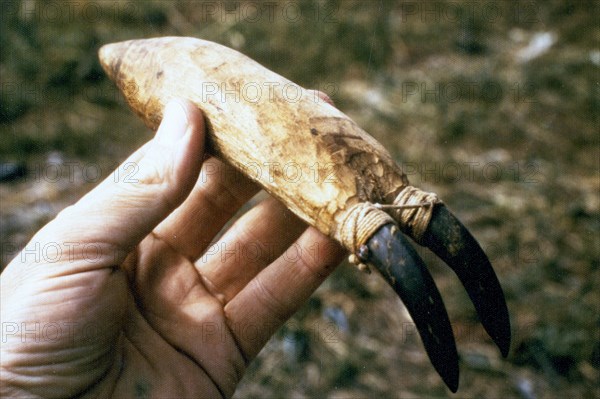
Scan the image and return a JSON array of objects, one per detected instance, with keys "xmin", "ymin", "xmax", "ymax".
[{"xmin": 196, "ymin": 196, "xmax": 306, "ymax": 303}]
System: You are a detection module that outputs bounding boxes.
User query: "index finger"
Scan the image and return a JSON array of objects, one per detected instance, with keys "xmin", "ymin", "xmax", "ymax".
[
  {"xmin": 153, "ymin": 157, "xmax": 260, "ymax": 261},
  {"xmin": 222, "ymin": 227, "xmax": 346, "ymax": 361}
]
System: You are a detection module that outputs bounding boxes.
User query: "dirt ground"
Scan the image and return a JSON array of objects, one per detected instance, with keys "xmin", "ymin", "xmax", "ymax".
[{"xmin": 1, "ymin": 1, "xmax": 598, "ymax": 398}]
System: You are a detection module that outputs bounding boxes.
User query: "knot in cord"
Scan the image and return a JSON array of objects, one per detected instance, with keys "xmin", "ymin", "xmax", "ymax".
[
  {"xmin": 381, "ymin": 185, "xmax": 441, "ymax": 243},
  {"xmin": 338, "ymin": 186, "xmax": 440, "ymax": 271},
  {"xmin": 339, "ymin": 202, "xmax": 394, "ymax": 272}
]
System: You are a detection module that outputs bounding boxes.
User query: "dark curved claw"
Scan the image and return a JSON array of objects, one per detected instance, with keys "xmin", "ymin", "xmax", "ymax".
[
  {"xmin": 366, "ymin": 223, "xmax": 459, "ymax": 392},
  {"xmin": 421, "ymin": 205, "xmax": 511, "ymax": 357}
]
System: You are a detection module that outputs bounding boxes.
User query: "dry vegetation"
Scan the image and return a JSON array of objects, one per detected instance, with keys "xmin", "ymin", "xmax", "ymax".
[{"xmin": 1, "ymin": 1, "xmax": 598, "ymax": 398}]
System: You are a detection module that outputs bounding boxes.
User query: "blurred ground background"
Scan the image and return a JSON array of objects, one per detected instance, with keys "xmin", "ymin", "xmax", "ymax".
[{"xmin": 0, "ymin": 0, "xmax": 598, "ymax": 398}]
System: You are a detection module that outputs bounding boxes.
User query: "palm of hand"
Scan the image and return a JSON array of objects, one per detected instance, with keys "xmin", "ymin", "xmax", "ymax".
[{"xmin": 0, "ymin": 100, "xmax": 344, "ymax": 398}]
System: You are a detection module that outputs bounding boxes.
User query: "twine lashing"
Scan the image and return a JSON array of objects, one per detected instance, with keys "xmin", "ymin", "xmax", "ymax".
[{"xmin": 382, "ymin": 185, "xmax": 441, "ymax": 243}]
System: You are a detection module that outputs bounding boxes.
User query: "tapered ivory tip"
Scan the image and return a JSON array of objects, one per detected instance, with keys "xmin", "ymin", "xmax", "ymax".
[{"xmin": 98, "ymin": 42, "xmax": 130, "ymax": 81}]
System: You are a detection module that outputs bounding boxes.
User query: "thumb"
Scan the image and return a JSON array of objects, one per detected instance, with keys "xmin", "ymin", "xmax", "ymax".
[{"xmin": 33, "ymin": 99, "xmax": 206, "ymax": 268}]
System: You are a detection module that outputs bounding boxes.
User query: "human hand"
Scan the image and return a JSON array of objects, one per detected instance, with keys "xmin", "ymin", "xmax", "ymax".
[{"xmin": 0, "ymin": 98, "xmax": 346, "ymax": 398}]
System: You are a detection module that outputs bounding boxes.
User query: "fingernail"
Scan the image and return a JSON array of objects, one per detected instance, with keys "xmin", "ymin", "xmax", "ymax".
[{"xmin": 154, "ymin": 99, "xmax": 190, "ymax": 147}]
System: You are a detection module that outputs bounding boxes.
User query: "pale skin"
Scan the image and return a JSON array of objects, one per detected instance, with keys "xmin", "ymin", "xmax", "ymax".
[{"xmin": 0, "ymin": 95, "xmax": 346, "ymax": 398}]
